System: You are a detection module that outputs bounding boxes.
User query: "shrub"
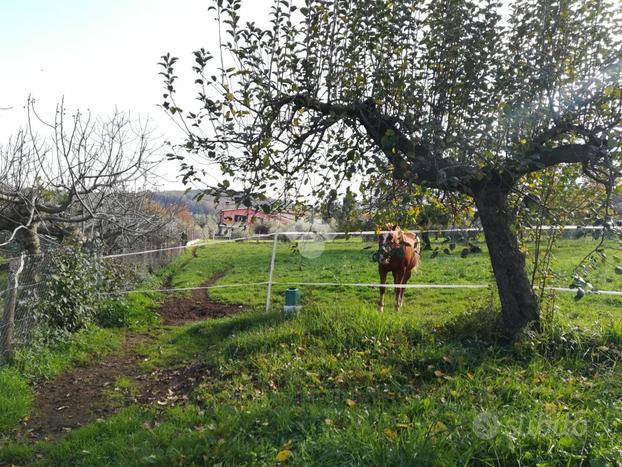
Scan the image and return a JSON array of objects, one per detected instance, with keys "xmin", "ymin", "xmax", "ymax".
[
  {"xmin": 253, "ymin": 223, "xmax": 270, "ymax": 235},
  {"xmin": 95, "ymin": 300, "xmax": 131, "ymax": 328},
  {"xmin": 36, "ymin": 244, "xmax": 100, "ymax": 334},
  {"xmin": 230, "ymin": 229, "xmax": 249, "ymax": 239},
  {"xmin": 34, "ymin": 243, "xmax": 137, "ymax": 336}
]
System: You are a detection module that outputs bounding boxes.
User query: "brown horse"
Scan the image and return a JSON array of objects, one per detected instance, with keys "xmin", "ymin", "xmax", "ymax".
[{"xmin": 377, "ymin": 226, "xmax": 421, "ymax": 312}]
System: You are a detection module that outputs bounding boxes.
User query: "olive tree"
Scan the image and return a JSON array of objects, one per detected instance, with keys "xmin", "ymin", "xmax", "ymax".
[{"xmin": 161, "ymin": 0, "xmax": 622, "ymax": 333}]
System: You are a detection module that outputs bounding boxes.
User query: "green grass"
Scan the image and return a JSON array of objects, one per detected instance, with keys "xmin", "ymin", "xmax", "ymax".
[
  {"xmin": 0, "ymin": 367, "xmax": 32, "ymax": 434},
  {"xmin": 2, "ymin": 236, "xmax": 622, "ymax": 465},
  {"xmin": 162, "ymin": 236, "xmax": 622, "ymax": 325},
  {"xmin": 12, "ymin": 306, "xmax": 622, "ymax": 465},
  {"xmin": 11, "ymin": 326, "xmax": 124, "ymax": 381},
  {"xmin": 120, "ymin": 251, "xmax": 199, "ymax": 330},
  {"xmin": 124, "ymin": 274, "xmax": 164, "ymax": 331}
]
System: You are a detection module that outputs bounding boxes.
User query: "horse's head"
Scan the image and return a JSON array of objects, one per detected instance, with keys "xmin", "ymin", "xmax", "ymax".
[{"xmin": 377, "ymin": 224, "xmax": 403, "ymax": 264}]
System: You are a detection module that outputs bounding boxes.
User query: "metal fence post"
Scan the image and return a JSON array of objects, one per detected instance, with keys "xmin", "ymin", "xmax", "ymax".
[
  {"xmin": 265, "ymin": 233, "xmax": 279, "ymax": 312},
  {"xmin": 0, "ymin": 254, "xmax": 25, "ymax": 363}
]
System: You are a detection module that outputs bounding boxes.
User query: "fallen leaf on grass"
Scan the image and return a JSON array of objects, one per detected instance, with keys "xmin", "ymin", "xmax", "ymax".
[
  {"xmin": 430, "ymin": 421, "xmax": 448, "ymax": 433},
  {"xmin": 276, "ymin": 450, "xmax": 293, "ymax": 462},
  {"xmin": 544, "ymin": 402, "xmax": 558, "ymax": 413},
  {"xmin": 306, "ymin": 371, "xmax": 321, "ymax": 385}
]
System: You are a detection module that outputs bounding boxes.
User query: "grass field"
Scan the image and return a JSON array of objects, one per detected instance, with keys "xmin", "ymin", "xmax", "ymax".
[
  {"xmin": 1, "ymin": 236, "xmax": 622, "ymax": 465},
  {"xmin": 177, "ymin": 236, "xmax": 622, "ymax": 324}
]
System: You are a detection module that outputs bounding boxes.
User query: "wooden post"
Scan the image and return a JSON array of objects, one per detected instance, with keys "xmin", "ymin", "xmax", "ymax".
[
  {"xmin": 265, "ymin": 233, "xmax": 279, "ymax": 312},
  {"xmin": 0, "ymin": 254, "xmax": 25, "ymax": 363}
]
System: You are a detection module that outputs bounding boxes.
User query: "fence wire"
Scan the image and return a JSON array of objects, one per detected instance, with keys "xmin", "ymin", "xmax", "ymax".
[{"xmin": 1, "ymin": 226, "xmax": 621, "ymax": 358}]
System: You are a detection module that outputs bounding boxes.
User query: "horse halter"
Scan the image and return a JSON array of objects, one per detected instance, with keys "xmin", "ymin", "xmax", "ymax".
[{"xmin": 376, "ymin": 231, "xmax": 404, "ymax": 264}]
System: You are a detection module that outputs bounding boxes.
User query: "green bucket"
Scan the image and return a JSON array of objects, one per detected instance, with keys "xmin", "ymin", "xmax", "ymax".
[{"xmin": 284, "ymin": 288, "xmax": 301, "ymax": 314}]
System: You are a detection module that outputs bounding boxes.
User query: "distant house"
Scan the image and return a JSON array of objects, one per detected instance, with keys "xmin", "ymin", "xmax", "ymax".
[
  {"xmin": 217, "ymin": 208, "xmax": 295, "ymax": 236},
  {"xmin": 219, "ymin": 208, "xmax": 272, "ymax": 225}
]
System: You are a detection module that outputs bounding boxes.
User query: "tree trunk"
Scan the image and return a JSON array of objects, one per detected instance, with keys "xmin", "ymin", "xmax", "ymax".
[
  {"xmin": 421, "ymin": 231, "xmax": 432, "ymax": 250},
  {"xmin": 475, "ymin": 188, "xmax": 539, "ymax": 334},
  {"xmin": 15, "ymin": 223, "xmax": 41, "ymax": 255}
]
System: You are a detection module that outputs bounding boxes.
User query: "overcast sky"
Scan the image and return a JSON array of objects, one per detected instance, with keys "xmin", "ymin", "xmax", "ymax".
[{"xmin": 0, "ymin": 0, "xmax": 270, "ymax": 190}]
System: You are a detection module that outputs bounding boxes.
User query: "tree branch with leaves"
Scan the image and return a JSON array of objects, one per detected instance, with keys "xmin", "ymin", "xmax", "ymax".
[{"xmin": 161, "ymin": 0, "xmax": 622, "ymax": 334}]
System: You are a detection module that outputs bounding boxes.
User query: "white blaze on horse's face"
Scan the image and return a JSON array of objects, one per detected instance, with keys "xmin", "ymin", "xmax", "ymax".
[{"xmin": 378, "ymin": 232, "xmax": 399, "ymax": 264}]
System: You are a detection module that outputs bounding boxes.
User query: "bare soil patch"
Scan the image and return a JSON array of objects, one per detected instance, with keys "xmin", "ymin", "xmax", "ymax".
[
  {"xmin": 158, "ymin": 271, "xmax": 245, "ymax": 325},
  {"xmin": 12, "ymin": 271, "xmax": 242, "ymax": 442},
  {"xmin": 16, "ymin": 334, "xmax": 153, "ymax": 442}
]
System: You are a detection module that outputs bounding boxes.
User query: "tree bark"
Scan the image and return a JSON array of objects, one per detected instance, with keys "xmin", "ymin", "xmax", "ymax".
[
  {"xmin": 475, "ymin": 188, "xmax": 539, "ymax": 334},
  {"xmin": 15, "ymin": 223, "xmax": 41, "ymax": 255},
  {"xmin": 421, "ymin": 231, "xmax": 432, "ymax": 250}
]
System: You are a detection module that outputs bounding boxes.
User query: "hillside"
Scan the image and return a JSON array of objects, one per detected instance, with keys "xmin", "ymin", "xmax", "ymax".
[{"xmin": 151, "ymin": 190, "xmax": 228, "ymax": 217}]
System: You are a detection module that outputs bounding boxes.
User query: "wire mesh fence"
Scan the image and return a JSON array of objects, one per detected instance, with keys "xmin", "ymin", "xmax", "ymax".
[{"xmin": 0, "ymin": 238, "xmax": 189, "ymax": 361}]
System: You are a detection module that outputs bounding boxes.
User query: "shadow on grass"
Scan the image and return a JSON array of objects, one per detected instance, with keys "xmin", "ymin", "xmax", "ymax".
[
  {"xmin": 149, "ymin": 310, "xmax": 288, "ymax": 366},
  {"xmin": 432, "ymin": 307, "xmax": 622, "ymax": 373},
  {"xmin": 435, "ymin": 308, "xmax": 508, "ymax": 345},
  {"xmin": 154, "ymin": 304, "xmax": 622, "ymax": 390},
  {"xmin": 183, "ymin": 310, "xmax": 287, "ymax": 345}
]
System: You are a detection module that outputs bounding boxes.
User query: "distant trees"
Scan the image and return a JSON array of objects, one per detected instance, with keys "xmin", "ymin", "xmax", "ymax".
[
  {"xmin": 162, "ymin": 0, "xmax": 621, "ymax": 333},
  {"xmin": 0, "ymin": 100, "xmax": 168, "ymax": 255},
  {"xmin": 150, "ymin": 191, "xmax": 218, "ymax": 216},
  {"xmin": 359, "ymin": 172, "xmax": 475, "ymax": 249},
  {"xmin": 321, "ymin": 187, "xmax": 371, "ymax": 232},
  {"xmin": 195, "ymin": 213, "xmax": 219, "ymax": 238}
]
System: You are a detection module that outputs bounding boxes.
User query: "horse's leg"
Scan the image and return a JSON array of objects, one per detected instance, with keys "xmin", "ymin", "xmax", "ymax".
[
  {"xmin": 399, "ymin": 269, "xmax": 412, "ymax": 309},
  {"xmin": 378, "ymin": 267, "xmax": 388, "ymax": 312},
  {"xmin": 392, "ymin": 269, "xmax": 403, "ymax": 311}
]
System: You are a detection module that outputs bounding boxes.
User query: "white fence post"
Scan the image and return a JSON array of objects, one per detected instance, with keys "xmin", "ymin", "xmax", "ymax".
[{"xmin": 265, "ymin": 233, "xmax": 279, "ymax": 312}]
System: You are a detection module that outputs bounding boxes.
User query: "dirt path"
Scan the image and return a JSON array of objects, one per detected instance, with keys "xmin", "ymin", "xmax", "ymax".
[
  {"xmin": 13, "ymin": 272, "xmax": 244, "ymax": 442},
  {"xmin": 159, "ymin": 271, "xmax": 245, "ymax": 325}
]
